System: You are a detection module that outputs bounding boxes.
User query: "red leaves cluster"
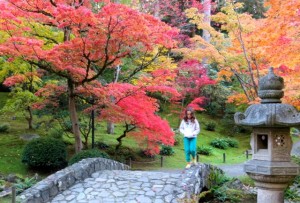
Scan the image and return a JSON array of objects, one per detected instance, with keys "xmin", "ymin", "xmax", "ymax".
[
  {"xmin": 3, "ymin": 74, "xmax": 26, "ymax": 86},
  {"xmin": 0, "ymin": 2, "xmax": 178, "ymax": 83},
  {"xmin": 176, "ymin": 59, "xmax": 215, "ymax": 110},
  {"xmin": 101, "ymin": 83, "xmax": 176, "ymax": 154},
  {"xmin": 0, "ymin": 0, "xmax": 181, "ymax": 154}
]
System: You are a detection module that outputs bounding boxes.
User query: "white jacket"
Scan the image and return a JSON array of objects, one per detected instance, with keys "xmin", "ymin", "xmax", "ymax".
[{"xmin": 179, "ymin": 119, "xmax": 200, "ymax": 138}]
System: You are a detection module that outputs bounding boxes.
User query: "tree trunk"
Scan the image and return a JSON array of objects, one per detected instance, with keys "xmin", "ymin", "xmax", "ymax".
[
  {"xmin": 202, "ymin": 0, "xmax": 211, "ymax": 67},
  {"xmin": 107, "ymin": 122, "xmax": 114, "ymax": 134},
  {"xmin": 107, "ymin": 94, "xmax": 115, "ymax": 134},
  {"xmin": 64, "ymin": 27, "xmax": 82, "ymax": 153},
  {"xmin": 154, "ymin": 0, "xmax": 160, "ymax": 18},
  {"xmin": 107, "ymin": 66, "xmax": 121, "ymax": 134},
  {"xmin": 68, "ymin": 80, "xmax": 83, "ymax": 153},
  {"xmin": 26, "ymin": 106, "xmax": 33, "ymax": 129},
  {"xmin": 116, "ymin": 130, "xmax": 126, "ymax": 152},
  {"xmin": 232, "ymin": 2, "xmax": 258, "ymax": 97},
  {"xmin": 115, "ymin": 124, "xmax": 135, "ymax": 151}
]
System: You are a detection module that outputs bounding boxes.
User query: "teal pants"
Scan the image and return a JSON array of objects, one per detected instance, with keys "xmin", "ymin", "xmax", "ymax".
[{"xmin": 184, "ymin": 137, "xmax": 197, "ymax": 162}]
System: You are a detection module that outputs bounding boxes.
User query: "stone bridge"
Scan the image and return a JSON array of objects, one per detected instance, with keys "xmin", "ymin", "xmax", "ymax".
[{"xmin": 19, "ymin": 158, "xmax": 215, "ymax": 203}]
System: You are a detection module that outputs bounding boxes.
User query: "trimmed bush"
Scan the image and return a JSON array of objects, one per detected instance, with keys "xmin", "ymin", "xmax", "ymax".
[
  {"xmin": 106, "ymin": 146, "xmax": 138, "ymax": 161},
  {"xmin": 22, "ymin": 138, "xmax": 67, "ymax": 170},
  {"xmin": 95, "ymin": 141, "xmax": 109, "ymax": 149},
  {"xmin": 116, "ymin": 147, "xmax": 137, "ymax": 160},
  {"xmin": 210, "ymin": 138, "xmax": 229, "ymax": 149},
  {"xmin": 139, "ymin": 149, "xmax": 156, "ymax": 159},
  {"xmin": 159, "ymin": 145, "xmax": 175, "ymax": 156},
  {"xmin": 69, "ymin": 149, "xmax": 110, "ymax": 165},
  {"xmin": 0, "ymin": 123, "xmax": 10, "ymax": 133},
  {"xmin": 225, "ymin": 138, "xmax": 239, "ymax": 148},
  {"xmin": 205, "ymin": 122, "xmax": 216, "ymax": 131},
  {"xmin": 210, "ymin": 138, "xmax": 239, "ymax": 149},
  {"xmin": 197, "ymin": 145, "xmax": 213, "ymax": 156},
  {"xmin": 48, "ymin": 128, "xmax": 64, "ymax": 139}
]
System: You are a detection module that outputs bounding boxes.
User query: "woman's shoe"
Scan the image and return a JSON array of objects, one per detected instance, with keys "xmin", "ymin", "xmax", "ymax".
[{"xmin": 185, "ymin": 163, "xmax": 191, "ymax": 169}]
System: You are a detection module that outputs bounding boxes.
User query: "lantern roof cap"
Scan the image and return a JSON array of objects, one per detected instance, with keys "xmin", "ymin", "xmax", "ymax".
[
  {"xmin": 258, "ymin": 67, "xmax": 284, "ymax": 103},
  {"xmin": 234, "ymin": 67, "xmax": 300, "ymax": 127}
]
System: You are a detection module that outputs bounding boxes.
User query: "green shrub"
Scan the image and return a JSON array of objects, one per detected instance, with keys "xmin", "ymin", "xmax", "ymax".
[
  {"xmin": 292, "ymin": 155, "xmax": 300, "ymax": 165},
  {"xmin": 291, "ymin": 127, "xmax": 300, "ymax": 137},
  {"xmin": 48, "ymin": 128, "xmax": 64, "ymax": 139},
  {"xmin": 159, "ymin": 145, "xmax": 175, "ymax": 156},
  {"xmin": 95, "ymin": 141, "xmax": 109, "ymax": 149},
  {"xmin": 14, "ymin": 176, "xmax": 38, "ymax": 194},
  {"xmin": 139, "ymin": 149, "xmax": 156, "ymax": 159},
  {"xmin": 224, "ymin": 137, "xmax": 239, "ymax": 148},
  {"xmin": 114, "ymin": 147, "xmax": 139, "ymax": 163},
  {"xmin": 210, "ymin": 138, "xmax": 229, "ymax": 149},
  {"xmin": 197, "ymin": 145, "xmax": 213, "ymax": 156},
  {"xmin": 22, "ymin": 138, "xmax": 67, "ymax": 170},
  {"xmin": 68, "ymin": 149, "xmax": 110, "ymax": 165},
  {"xmin": 285, "ymin": 177, "xmax": 300, "ymax": 203},
  {"xmin": 201, "ymin": 168, "xmax": 250, "ymax": 203},
  {"xmin": 207, "ymin": 167, "xmax": 231, "ymax": 189},
  {"xmin": 205, "ymin": 122, "xmax": 216, "ymax": 131},
  {"xmin": 0, "ymin": 123, "xmax": 10, "ymax": 133},
  {"xmin": 105, "ymin": 146, "xmax": 138, "ymax": 162},
  {"xmin": 213, "ymin": 187, "xmax": 245, "ymax": 203}
]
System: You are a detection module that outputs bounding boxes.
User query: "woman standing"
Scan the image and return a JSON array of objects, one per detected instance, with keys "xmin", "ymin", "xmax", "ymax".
[{"xmin": 179, "ymin": 107, "xmax": 200, "ymax": 169}]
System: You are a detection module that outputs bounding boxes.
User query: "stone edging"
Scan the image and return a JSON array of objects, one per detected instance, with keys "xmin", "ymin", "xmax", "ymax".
[
  {"xmin": 173, "ymin": 164, "xmax": 217, "ymax": 200},
  {"xmin": 18, "ymin": 158, "xmax": 130, "ymax": 203}
]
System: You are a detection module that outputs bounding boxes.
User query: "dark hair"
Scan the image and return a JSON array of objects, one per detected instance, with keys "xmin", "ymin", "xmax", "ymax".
[{"xmin": 184, "ymin": 107, "xmax": 196, "ymax": 123}]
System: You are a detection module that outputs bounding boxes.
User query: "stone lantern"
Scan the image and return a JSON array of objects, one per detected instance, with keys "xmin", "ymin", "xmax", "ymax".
[{"xmin": 234, "ymin": 67, "xmax": 300, "ymax": 203}]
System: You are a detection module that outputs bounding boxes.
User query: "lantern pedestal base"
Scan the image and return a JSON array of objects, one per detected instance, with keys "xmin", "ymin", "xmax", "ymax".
[
  {"xmin": 247, "ymin": 172, "xmax": 296, "ymax": 203},
  {"xmin": 257, "ymin": 186, "xmax": 284, "ymax": 203}
]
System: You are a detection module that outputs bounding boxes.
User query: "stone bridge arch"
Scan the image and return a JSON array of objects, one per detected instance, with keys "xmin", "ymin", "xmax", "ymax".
[{"xmin": 19, "ymin": 158, "xmax": 216, "ymax": 203}]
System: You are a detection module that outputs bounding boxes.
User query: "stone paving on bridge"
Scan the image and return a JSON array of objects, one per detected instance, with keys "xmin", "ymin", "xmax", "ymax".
[{"xmin": 49, "ymin": 170, "xmax": 183, "ymax": 203}]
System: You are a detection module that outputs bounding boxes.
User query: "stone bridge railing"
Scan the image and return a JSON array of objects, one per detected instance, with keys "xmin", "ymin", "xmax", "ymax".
[
  {"xmin": 174, "ymin": 164, "xmax": 216, "ymax": 199},
  {"xmin": 18, "ymin": 158, "xmax": 130, "ymax": 203}
]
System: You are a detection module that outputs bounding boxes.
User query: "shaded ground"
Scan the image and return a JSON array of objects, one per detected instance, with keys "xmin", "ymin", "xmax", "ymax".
[
  {"xmin": 291, "ymin": 140, "xmax": 300, "ymax": 156},
  {"xmin": 217, "ymin": 163, "xmax": 245, "ymax": 177}
]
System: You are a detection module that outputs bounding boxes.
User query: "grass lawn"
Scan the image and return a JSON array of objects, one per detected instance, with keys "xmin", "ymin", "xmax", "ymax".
[
  {"xmin": 33, "ymin": 111, "xmax": 253, "ymax": 172},
  {"xmin": 1, "ymin": 92, "xmax": 298, "ymax": 176},
  {"xmin": 128, "ymin": 114, "xmax": 252, "ymax": 170},
  {"xmin": 0, "ymin": 99, "xmax": 255, "ymax": 176},
  {"xmin": 0, "ymin": 114, "xmax": 50, "ymax": 176}
]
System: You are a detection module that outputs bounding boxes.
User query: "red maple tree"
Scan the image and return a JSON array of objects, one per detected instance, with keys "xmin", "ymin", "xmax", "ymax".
[{"xmin": 0, "ymin": 0, "xmax": 178, "ymax": 153}]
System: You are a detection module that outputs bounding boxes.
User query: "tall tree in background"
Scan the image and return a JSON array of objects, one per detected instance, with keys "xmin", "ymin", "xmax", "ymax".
[
  {"xmin": 183, "ymin": 0, "xmax": 300, "ymax": 108},
  {"xmin": 0, "ymin": 1, "xmax": 177, "ymax": 153},
  {"xmin": 201, "ymin": 0, "xmax": 211, "ymax": 66}
]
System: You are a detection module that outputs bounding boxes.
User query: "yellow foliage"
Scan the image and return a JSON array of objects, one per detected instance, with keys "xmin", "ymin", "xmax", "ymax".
[
  {"xmin": 183, "ymin": 0, "xmax": 299, "ymax": 106},
  {"xmin": 130, "ymin": 47, "xmax": 177, "ymax": 85},
  {"xmin": 183, "ymin": 3, "xmax": 257, "ymax": 69},
  {"xmin": 227, "ymin": 93, "xmax": 249, "ymax": 105},
  {"xmin": 217, "ymin": 69, "xmax": 233, "ymax": 82}
]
